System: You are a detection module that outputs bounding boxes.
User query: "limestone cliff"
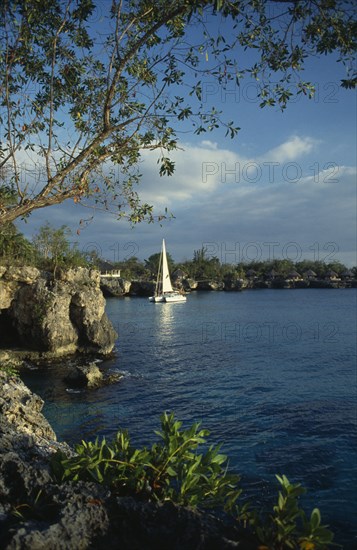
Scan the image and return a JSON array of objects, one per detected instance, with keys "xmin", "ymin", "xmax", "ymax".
[{"xmin": 0, "ymin": 266, "xmax": 117, "ymax": 358}]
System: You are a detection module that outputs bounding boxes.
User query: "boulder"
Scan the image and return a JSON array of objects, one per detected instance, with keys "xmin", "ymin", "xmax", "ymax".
[
  {"xmin": 0, "ymin": 370, "xmax": 56, "ymax": 441},
  {"xmin": 0, "ymin": 280, "xmax": 17, "ymax": 309},
  {"xmin": 10, "ymin": 279, "xmax": 78, "ymax": 354},
  {"xmin": 64, "ymin": 362, "xmax": 103, "ymax": 388},
  {"xmin": 57, "ymin": 267, "xmax": 100, "ymax": 285},
  {"xmin": 184, "ymin": 278, "xmax": 198, "ymax": 291},
  {"xmin": 64, "ymin": 363, "xmax": 123, "ymax": 389},
  {"xmin": 69, "ymin": 287, "xmax": 117, "ymax": 354},
  {"xmin": 3, "ymin": 266, "xmax": 41, "ymax": 284},
  {"xmin": 65, "ymin": 363, "xmax": 103, "ymax": 388},
  {"xmin": 223, "ymin": 276, "xmax": 245, "ymax": 291}
]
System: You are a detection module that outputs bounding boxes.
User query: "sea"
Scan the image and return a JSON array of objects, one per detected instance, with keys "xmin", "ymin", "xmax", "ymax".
[{"xmin": 22, "ymin": 289, "xmax": 357, "ymax": 549}]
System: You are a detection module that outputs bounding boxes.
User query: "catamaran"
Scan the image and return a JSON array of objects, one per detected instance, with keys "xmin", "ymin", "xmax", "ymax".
[{"xmin": 149, "ymin": 239, "xmax": 187, "ymax": 303}]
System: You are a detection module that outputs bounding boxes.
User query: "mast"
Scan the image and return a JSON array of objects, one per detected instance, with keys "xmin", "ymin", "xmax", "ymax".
[
  {"xmin": 161, "ymin": 239, "xmax": 173, "ymax": 293},
  {"xmin": 155, "ymin": 246, "xmax": 163, "ymax": 296}
]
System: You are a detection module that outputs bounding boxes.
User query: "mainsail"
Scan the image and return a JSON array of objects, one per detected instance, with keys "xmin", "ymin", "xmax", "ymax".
[{"xmin": 161, "ymin": 239, "xmax": 173, "ymax": 293}]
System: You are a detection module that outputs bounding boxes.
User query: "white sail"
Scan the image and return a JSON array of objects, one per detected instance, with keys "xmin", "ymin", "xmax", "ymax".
[
  {"xmin": 161, "ymin": 239, "xmax": 173, "ymax": 293},
  {"xmin": 149, "ymin": 239, "xmax": 186, "ymax": 302}
]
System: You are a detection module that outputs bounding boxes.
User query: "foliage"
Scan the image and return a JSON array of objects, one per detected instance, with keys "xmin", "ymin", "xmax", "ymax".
[
  {"xmin": 187, "ymin": 247, "xmax": 222, "ymax": 280},
  {"xmin": 0, "ymin": 363, "xmax": 19, "ymax": 377},
  {"xmin": 32, "ymin": 222, "xmax": 88, "ymax": 274},
  {"xmin": 252, "ymin": 475, "xmax": 335, "ymax": 550},
  {"xmin": 106, "ymin": 252, "xmax": 356, "ymax": 283},
  {"xmin": 51, "ymin": 414, "xmax": 335, "ymax": 548},
  {"xmin": 0, "ymin": 0, "xmax": 356, "ymax": 226},
  {"xmin": 3, "ymin": 220, "xmax": 354, "ymax": 283},
  {"xmin": 0, "ymin": 222, "xmax": 36, "ymax": 264},
  {"xmin": 51, "ymin": 412, "xmax": 241, "ymax": 510},
  {"xmin": 145, "ymin": 251, "xmax": 175, "ymax": 278},
  {"xmin": 115, "ymin": 256, "xmax": 149, "ymax": 280},
  {"xmin": 0, "ymin": 221, "xmax": 90, "ymax": 271}
]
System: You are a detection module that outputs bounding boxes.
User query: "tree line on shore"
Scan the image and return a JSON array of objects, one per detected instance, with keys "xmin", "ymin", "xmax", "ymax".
[{"xmin": 0, "ymin": 222, "xmax": 356, "ymax": 283}]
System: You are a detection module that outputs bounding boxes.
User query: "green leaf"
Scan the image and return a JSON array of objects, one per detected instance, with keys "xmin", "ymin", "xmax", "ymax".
[{"xmin": 310, "ymin": 508, "xmax": 321, "ymax": 530}]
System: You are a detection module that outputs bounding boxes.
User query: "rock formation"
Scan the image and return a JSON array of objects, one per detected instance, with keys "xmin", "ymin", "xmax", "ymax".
[
  {"xmin": 64, "ymin": 362, "xmax": 123, "ymax": 389},
  {"xmin": 0, "ymin": 266, "xmax": 117, "ymax": 359},
  {"xmin": 129, "ymin": 280, "xmax": 156, "ymax": 297},
  {"xmin": 0, "ymin": 370, "xmax": 257, "ymax": 549},
  {"xmin": 100, "ymin": 277, "xmax": 131, "ymax": 297},
  {"xmin": 197, "ymin": 280, "xmax": 225, "ymax": 291}
]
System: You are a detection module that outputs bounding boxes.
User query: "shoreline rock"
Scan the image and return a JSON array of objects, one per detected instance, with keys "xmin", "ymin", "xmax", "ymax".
[
  {"xmin": 100, "ymin": 276, "xmax": 357, "ymax": 298},
  {"xmin": 100, "ymin": 277, "xmax": 131, "ymax": 297},
  {"xmin": 0, "ymin": 266, "xmax": 117, "ymax": 359},
  {"xmin": 64, "ymin": 362, "xmax": 123, "ymax": 389}
]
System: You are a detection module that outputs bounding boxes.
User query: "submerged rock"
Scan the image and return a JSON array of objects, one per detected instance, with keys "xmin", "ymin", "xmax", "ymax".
[{"xmin": 64, "ymin": 363, "xmax": 123, "ymax": 389}]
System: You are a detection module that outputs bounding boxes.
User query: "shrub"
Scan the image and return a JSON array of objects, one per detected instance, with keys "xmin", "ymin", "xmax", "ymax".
[
  {"xmin": 51, "ymin": 413, "xmax": 335, "ymax": 548},
  {"xmin": 51, "ymin": 412, "xmax": 241, "ymax": 511}
]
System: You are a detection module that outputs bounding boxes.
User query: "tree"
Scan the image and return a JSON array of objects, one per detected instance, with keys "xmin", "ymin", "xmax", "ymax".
[
  {"xmin": 116, "ymin": 256, "xmax": 147, "ymax": 279},
  {"xmin": 0, "ymin": 0, "xmax": 355, "ymax": 227},
  {"xmin": 145, "ymin": 251, "xmax": 175, "ymax": 277},
  {"xmin": 191, "ymin": 247, "xmax": 221, "ymax": 279},
  {"xmin": 32, "ymin": 222, "xmax": 87, "ymax": 274},
  {"xmin": 0, "ymin": 222, "xmax": 35, "ymax": 264}
]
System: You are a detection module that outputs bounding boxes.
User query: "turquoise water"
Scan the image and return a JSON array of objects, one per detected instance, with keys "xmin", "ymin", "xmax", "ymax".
[{"xmin": 23, "ymin": 289, "xmax": 357, "ymax": 548}]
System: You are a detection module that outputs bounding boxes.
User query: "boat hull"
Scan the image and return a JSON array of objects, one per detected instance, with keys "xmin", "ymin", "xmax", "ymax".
[
  {"xmin": 149, "ymin": 293, "xmax": 186, "ymax": 303},
  {"xmin": 149, "ymin": 295, "xmax": 165, "ymax": 302},
  {"xmin": 163, "ymin": 293, "xmax": 187, "ymax": 303}
]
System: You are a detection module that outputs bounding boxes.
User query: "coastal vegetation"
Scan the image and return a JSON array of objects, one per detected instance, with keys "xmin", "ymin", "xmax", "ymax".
[
  {"xmin": 0, "ymin": 370, "xmax": 338, "ymax": 547},
  {"xmin": 1, "ymin": 225, "xmax": 356, "ymax": 286},
  {"xmin": 0, "ymin": 222, "xmax": 88, "ymax": 272},
  {"xmin": 51, "ymin": 412, "xmax": 335, "ymax": 549}
]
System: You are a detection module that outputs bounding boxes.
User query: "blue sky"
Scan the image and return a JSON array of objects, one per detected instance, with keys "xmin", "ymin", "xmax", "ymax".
[{"xmin": 17, "ymin": 9, "xmax": 356, "ymax": 267}]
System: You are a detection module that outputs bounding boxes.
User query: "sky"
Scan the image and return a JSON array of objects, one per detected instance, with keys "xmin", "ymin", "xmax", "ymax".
[{"xmin": 16, "ymin": 5, "xmax": 357, "ymax": 267}]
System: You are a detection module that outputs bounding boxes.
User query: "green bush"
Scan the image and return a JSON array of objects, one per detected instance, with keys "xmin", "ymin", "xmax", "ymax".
[
  {"xmin": 0, "ymin": 364, "xmax": 19, "ymax": 377},
  {"xmin": 51, "ymin": 412, "xmax": 241, "ymax": 510},
  {"xmin": 51, "ymin": 413, "xmax": 336, "ymax": 549},
  {"xmin": 253, "ymin": 475, "xmax": 336, "ymax": 550}
]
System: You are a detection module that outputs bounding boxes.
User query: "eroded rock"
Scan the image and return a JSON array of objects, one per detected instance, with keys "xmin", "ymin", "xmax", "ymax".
[
  {"xmin": 0, "ymin": 267, "xmax": 117, "ymax": 358},
  {"xmin": 100, "ymin": 277, "xmax": 131, "ymax": 297},
  {"xmin": 64, "ymin": 363, "xmax": 123, "ymax": 389}
]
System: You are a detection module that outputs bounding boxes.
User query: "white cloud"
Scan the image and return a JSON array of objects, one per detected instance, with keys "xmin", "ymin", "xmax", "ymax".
[
  {"xmin": 139, "ymin": 142, "xmax": 246, "ymax": 206},
  {"xmin": 259, "ymin": 135, "xmax": 318, "ymax": 163},
  {"xmin": 16, "ymin": 136, "xmax": 357, "ymax": 267},
  {"xmin": 137, "ymin": 134, "xmax": 323, "ymax": 210},
  {"xmin": 199, "ymin": 140, "xmax": 218, "ymax": 150}
]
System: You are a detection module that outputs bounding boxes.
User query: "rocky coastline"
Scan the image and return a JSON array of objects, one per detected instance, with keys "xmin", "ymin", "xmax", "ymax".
[
  {"xmin": 0, "ymin": 370, "xmax": 256, "ymax": 549},
  {"xmin": 100, "ymin": 272, "xmax": 357, "ymax": 297}
]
